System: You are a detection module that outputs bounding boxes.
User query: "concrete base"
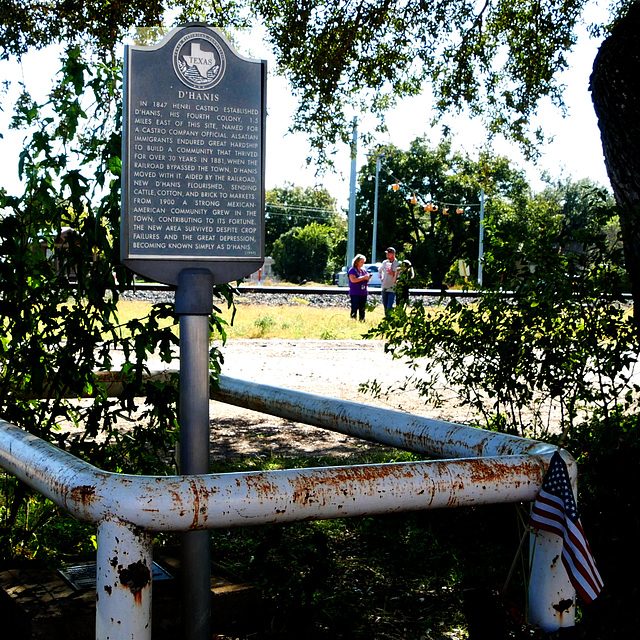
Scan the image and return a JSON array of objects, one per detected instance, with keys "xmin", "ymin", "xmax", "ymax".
[{"xmin": 0, "ymin": 547, "xmax": 260, "ymax": 639}]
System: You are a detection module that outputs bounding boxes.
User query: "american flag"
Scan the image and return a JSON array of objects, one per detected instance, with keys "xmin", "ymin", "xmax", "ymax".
[{"xmin": 529, "ymin": 451, "xmax": 603, "ymax": 603}]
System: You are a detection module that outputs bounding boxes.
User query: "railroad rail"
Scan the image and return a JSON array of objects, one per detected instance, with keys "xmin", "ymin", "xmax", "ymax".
[{"xmin": 126, "ymin": 281, "xmax": 633, "ymax": 300}]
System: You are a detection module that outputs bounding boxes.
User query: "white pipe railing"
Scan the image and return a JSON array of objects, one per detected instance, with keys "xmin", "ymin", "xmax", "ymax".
[{"xmin": 0, "ymin": 375, "xmax": 576, "ymax": 638}]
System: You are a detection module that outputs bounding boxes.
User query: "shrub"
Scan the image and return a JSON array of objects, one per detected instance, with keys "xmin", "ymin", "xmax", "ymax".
[{"xmin": 272, "ymin": 223, "xmax": 332, "ymax": 284}]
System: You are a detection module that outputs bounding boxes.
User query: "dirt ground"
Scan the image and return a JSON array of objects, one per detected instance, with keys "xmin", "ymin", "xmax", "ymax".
[{"xmin": 206, "ymin": 338, "xmax": 477, "ymax": 461}]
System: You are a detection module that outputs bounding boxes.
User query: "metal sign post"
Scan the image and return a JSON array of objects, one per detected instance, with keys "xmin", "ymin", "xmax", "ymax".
[
  {"xmin": 175, "ymin": 268, "xmax": 214, "ymax": 640},
  {"xmin": 121, "ymin": 24, "xmax": 266, "ymax": 640}
]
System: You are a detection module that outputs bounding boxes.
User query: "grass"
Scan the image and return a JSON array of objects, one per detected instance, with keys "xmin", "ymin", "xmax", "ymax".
[
  {"xmin": 216, "ymin": 303, "xmax": 386, "ymax": 339},
  {"xmin": 114, "ymin": 299, "xmax": 387, "ymax": 340}
]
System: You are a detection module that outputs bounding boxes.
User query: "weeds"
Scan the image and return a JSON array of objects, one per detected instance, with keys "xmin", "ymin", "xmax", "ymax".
[
  {"xmin": 254, "ymin": 314, "xmax": 277, "ymax": 336},
  {"xmin": 209, "ymin": 453, "xmax": 527, "ymax": 639},
  {"xmin": 205, "ymin": 303, "xmax": 386, "ymax": 340}
]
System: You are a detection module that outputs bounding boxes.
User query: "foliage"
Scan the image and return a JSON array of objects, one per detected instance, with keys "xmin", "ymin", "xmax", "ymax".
[
  {"xmin": 0, "ymin": 46, "xmax": 233, "ymax": 560},
  {"xmin": 0, "ymin": 477, "xmax": 96, "ymax": 561},
  {"xmin": 356, "ymin": 138, "xmax": 531, "ymax": 286},
  {"xmin": 0, "ymin": 1, "xmax": 249, "ymax": 58},
  {"xmin": 540, "ymin": 177, "xmax": 618, "ymax": 238},
  {"xmin": 265, "ymin": 183, "xmax": 341, "ymax": 255},
  {"xmin": 271, "ymin": 222, "xmax": 333, "ymax": 284},
  {"xmin": 253, "ymin": 0, "xmax": 623, "ymax": 161},
  {"xmin": 563, "ymin": 411, "xmax": 640, "ymax": 639},
  {"xmin": 0, "ymin": 2, "xmax": 627, "ymax": 160},
  {"xmin": 365, "ymin": 187, "xmax": 635, "ymax": 438},
  {"xmin": 487, "ymin": 180, "xmax": 623, "ymax": 288}
]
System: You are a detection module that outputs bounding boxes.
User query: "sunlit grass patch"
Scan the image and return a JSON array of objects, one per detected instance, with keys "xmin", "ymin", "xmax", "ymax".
[
  {"xmin": 114, "ymin": 297, "xmax": 398, "ymax": 341},
  {"xmin": 213, "ymin": 303, "xmax": 386, "ymax": 340}
]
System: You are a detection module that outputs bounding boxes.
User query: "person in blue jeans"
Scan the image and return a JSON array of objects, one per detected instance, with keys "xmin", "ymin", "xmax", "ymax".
[
  {"xmin": 380, "ymin": 247, "xmax": 399, "ymax": 316},
  {"xmin": 348, "ymin": 254, "xmax": 371, "ymax": 321}
]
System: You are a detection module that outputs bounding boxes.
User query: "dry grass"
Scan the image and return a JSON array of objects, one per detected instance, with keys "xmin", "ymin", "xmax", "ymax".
[
  {"xmin": 215, "ymin": 303, "xmax": 386, "ymax": 339},
  {"xmin": 115, "ymin": 299, "xmax": 387, "ymax": 340}
]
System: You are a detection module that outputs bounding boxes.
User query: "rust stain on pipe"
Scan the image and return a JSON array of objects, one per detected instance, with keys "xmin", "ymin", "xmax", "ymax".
[
  {"xmin": 118, "ymin": 560, "xmax": 151, "ymax": 605},
  {"xmin": 287, "ymin": 464, "xmax": 421, "ymax": 506},
  {"xmin": 187, "ymin": 478, "xmax": 201, "ymax": 529},
  {"xmin": 69, "ymin": 484, "xmax": 96, "ymax": 505},
  {"xmin": 467, "ymin": 458, "xmax": 544, "ymax": 488},
  {"xmin": 553, "ymin": 598, "xmax": 573, "ymax": 614}
]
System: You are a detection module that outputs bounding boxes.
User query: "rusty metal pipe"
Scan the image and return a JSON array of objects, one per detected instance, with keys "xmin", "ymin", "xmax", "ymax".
[
  {"xmin": 38, "ymin": 367, "xmax": 552, "ymax": 464},
  {"xmin": 0, "ymin": 365, "xmax": 577, "ymax": 636},
  {"xmin": 0, "ymin": 420, "xmax": 551, "ymax": 530},
  {"xmin": 96, "ymin": 517, "xmax": 153, "ymax": 640},
  {"xmin": 212, "ymin": 376, "xmax": 556, "ymax": 460}
]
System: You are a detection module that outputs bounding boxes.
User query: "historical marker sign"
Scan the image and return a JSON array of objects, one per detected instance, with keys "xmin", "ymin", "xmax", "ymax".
[{"xmin": 122, "ymin": 24, "xmax": 267, "ymax": 285}]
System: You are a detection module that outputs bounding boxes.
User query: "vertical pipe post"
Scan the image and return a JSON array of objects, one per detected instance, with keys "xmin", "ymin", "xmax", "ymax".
[
  {"xmin": 528, "ymin": 455, "xmax": 577, "ymax": 630},
  {"xmin": 180, "ymin": 311, "xmax": 211, "ymax": 474},
  {"xmin": 175, "ymin": 268, "xmax": 214, "ymax": 640},
  {"xmin": 96, "ymin": 518, "xmax": 153, "ymax": 640},
  {"xmin": 528, "ymin": 530, "xmax": 576, "ymax": 630}
]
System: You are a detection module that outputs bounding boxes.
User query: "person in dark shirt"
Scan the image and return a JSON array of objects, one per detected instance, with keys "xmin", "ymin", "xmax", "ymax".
[{"xmin": 348, "ymin": 254, "xmax": 371, "ymax": 321}]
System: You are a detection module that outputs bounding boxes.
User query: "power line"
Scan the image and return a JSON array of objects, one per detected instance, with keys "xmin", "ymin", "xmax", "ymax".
[
  {"xmin": 265, "ymin": 202, "xmax": 337, "ymax": 215},
  {"xmin": 265, "ymin": 211, "xmax": 334, "ymax": 220}
]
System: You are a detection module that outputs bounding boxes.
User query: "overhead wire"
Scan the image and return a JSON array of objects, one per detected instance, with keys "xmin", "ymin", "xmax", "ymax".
[
  {"xmin": 265, "ymin": 203, "xmax": 338, "ymax": 220},
  {"xmin": 382, "ymin": 166, "xmax": 482, "ymax": 212}
]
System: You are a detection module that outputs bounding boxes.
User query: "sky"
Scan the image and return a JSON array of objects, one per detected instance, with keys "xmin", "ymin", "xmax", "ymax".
[{"xmin": 0, "ymin": 14, "xmax": 611, "ymax": 211}]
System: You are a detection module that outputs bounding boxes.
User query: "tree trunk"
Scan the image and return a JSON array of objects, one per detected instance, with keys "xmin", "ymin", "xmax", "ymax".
[{"xmin": 590, "ymin": 2, "xmax": 640, "ymax": 331}]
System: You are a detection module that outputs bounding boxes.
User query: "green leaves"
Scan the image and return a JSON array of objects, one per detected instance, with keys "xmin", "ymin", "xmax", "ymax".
[
  {"xmin": 355, "ymin": 138, "xmax": 527, "ymax": 286},
  {"xmin": 265, "ymin": 184, "xmax": 339, "ymax": 255},
  {"xmin": 0, "ymin": 47, "xmax": 230, "ymax": 562},
  {"xmin": 272, "ymin": 222, "xmax": 334, "ymax": 283},
  {"xmin": 0, "ymin": 2, "xmax": 617, "ymax": 162},
  {"xmin": 368, "ymin": 179, "xmax": 634, "ymax": 438},
  {"xmin": 252, "ymin": 0, "xmax": 599, "ymax": 159}
]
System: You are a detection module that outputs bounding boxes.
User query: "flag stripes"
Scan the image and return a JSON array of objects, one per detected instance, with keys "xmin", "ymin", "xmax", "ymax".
[{"xmin": 530, "ymin": 451, "xmax": 603, "ymax": 603}]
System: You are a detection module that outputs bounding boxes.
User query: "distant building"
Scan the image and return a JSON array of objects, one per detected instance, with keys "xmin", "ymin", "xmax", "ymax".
[{"xmin": 246, "ymin": 256, "xmax": 276, "ymax": 284}]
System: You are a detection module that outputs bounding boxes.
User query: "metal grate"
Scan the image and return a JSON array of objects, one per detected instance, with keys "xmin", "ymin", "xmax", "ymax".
[{"xmin": 58, "ymin": 561, "xmax": 174, "ymax": 591}]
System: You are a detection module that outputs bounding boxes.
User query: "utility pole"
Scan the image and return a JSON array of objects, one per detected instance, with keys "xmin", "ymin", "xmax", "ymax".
[
  {"xmin": 372, "ymin": 153, "xmax": 385, "ymax": 264},
  {"xmin": 477, "ymin": 189, "xmax": 485, "ymax": 286},
  {"xmin": 346, "ymin": 117, "xmax": 357, "ymax": 267}
]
